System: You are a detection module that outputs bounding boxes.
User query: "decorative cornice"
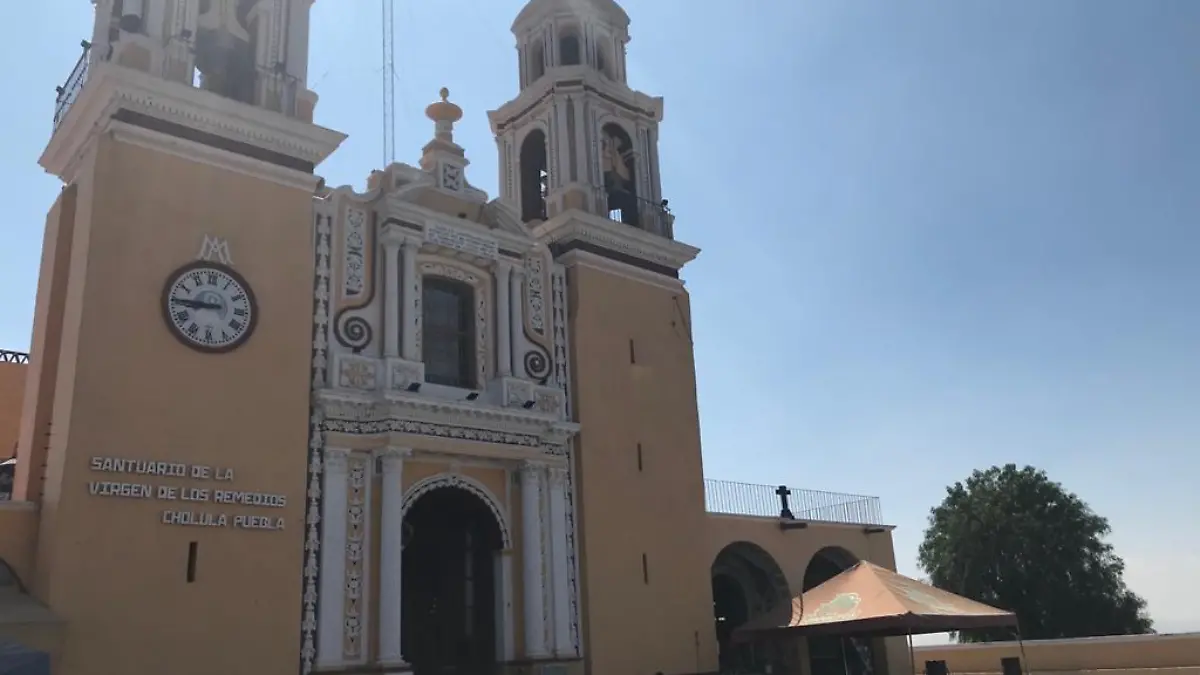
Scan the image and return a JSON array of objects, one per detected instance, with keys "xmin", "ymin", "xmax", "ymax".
[
  {"xmin": 488, "ymin": 67, "xmax": 662, "ymax": 134},
  {"xmin": 41, "ymin": 61, "xmax": 346, "ymax": 183},
  {"xmin": 315, "ymin": 389, "xmax": 580, "ymax": 447},
  {"xmin": 556, "ymin": 249, "xmax": 685, "ymax": 293},
  {"xmin": 533, "ymin": 209, "xmax": 699, "ymax": 275}
]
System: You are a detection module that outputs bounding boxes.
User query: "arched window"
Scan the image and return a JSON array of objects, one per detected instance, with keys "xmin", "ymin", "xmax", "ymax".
[
  {"xmin": 600, "ymin": 123, "xmax": 640, "ymax": 228},
  {"xmin": 559, "ymin": 33, "xmax": 581, "ymax": 66},
  {"xmin": 530, "ymin": 40, "xmax": 546, "ymax": 81},
  {"xmin": 422, "ymin": 278, "xmax": 476, "ymax": 389},
  {"xmin": 519, "ymin": 130, "xmax": 548, "ymax": 222}
]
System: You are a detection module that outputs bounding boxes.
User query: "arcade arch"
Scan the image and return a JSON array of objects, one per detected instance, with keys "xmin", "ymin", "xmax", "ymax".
[
  {"xmin": 803, "ymin": 546, "xmax": 877, "ymax": 675},
  {"xmin": 711, "ymin": 542, "xmax": 790, "ymax": 673}
]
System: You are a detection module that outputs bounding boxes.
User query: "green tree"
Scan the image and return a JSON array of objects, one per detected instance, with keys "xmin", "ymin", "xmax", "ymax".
[{"xmin": 917, "ymin": 464, "xmax": 1153, "ymax": 642}]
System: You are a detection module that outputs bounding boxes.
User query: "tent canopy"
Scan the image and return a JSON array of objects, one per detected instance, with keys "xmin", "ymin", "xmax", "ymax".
[
  {"xmin": 0, "ymin": 639, "xmax": 50, "ymax": 675},
  {"xmin": 734, "ymin": 561, "xmax": 1017, "ymax": 641}
]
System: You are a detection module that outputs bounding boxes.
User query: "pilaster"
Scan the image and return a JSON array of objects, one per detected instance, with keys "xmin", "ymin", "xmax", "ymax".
[
  {"xmin": 316, "ymin": 448, "xmax": 350, "ymax": 669},
  {"xmin": 521, "ymin": 461, "xmax": 549, "ymax": 659},
  {"xmin": 377, "ymin": 446, "xmax": 412, "ymax": 668}
]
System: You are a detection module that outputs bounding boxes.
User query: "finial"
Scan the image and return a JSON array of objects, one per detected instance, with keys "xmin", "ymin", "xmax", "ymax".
[
  {"xmin": 425, "ymin": 87, "xmax": 464, "ymax": 144},
  {"xmin": 425, "ymin": 87, "xmax": 464, "ymax": 125}
]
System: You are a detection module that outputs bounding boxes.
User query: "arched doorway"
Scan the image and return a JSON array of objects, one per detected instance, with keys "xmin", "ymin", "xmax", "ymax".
[
  {"xmin": 803, "ymin": 547, "xmax": 875, "ymax": 675},
  {"xmin": 711, "ymin": 542, "xmax": 790, "ymax": 674},
  {"xmin": 402, "ymin": 484, "xmax": 505, "ymax": 675}
]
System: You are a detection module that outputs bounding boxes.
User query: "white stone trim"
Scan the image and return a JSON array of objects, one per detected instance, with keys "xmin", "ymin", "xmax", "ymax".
[
  {"xmin": 302, "ymin": 211, "xmax": 335, "ymax": 674},
  {"xmin": 533, "ymin": 209, "xmax": 699, "ymax": 273},
  {"xmin": 556, "ymin": 248, "xmax": 686, "ymax": 293},
  {"xmin": 316, "ymin": 389, "xmax": 579, "ymax": 446},
  {"xmin": 377, "ymin": 447, "xmax": 410, "ymax": 668},
  {"xmin": 41, "ymin": 60, "xmax": 346, "ymax": 183},
  {"xmin": 401, "ymin": 473, "xmax": 513, "ymax": 549},
  {"xmin": 520, "ymin": 462, "xmax": 549, "ymax": 658},
  {"xmin": 315, "ymin": 447, "xmax": 349, "ymax": 669},
  {"xmin": 342, "ymin": 452, "xmax": 371, "ymax": 662},
  {"xmin": 548, "ymin": 467, "xmax": 573, "ymax": 656}
]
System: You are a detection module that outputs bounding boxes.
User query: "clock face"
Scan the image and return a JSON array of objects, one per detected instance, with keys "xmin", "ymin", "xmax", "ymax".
[{"xmin": 162, "ymin": 262, "xmax": 257, "ymax": 353}]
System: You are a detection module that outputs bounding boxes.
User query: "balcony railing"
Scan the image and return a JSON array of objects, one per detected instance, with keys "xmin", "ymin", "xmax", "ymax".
[
  {"xmin": 0, "ymin": 350, "xmax": 30, "ymax": 365},
  {"xmin": 598, "ymin": 186, "xmax": 675, "ymax": 240},
  {"xmin": 54, "ymin": 40, "xmax": 92, "ymax": 131},
  {"xmin": 705, "ymin": 478, "xmax": 885, "ymax": 527}
]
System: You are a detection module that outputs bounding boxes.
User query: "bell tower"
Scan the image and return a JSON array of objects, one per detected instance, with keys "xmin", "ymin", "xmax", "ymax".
[
  {"xmin": 20, "ymin": 1, "xmax": 344, "ymax": 674},
  {"xmin": 490, "ymin": 0, "xmax": 671, "ymax": 236},
  {"xmin": 490, "ymin": 2, "xmax": 718, "ymax": 675}
]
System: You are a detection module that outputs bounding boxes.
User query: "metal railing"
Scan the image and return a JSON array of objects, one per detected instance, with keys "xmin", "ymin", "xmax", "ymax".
[
  {"xmin": 705, "ymin": 478, "xmax": 885, "ymax": 526},
  {"xmin": 597, "ymin": 186, "xmax": 675, "ymax": 240},
  {"xmin": 54, "ymin": 40, "xmax": 92, "ymax": 131},
  {"xmin": 0, "ymin": 350, "xmax": 29, "ymax": 365}
]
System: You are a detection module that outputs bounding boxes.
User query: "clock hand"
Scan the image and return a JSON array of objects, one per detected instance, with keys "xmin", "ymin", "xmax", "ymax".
[{"xmin": 174, "ymin": 299, "xmax": 223, "ymax": 310}]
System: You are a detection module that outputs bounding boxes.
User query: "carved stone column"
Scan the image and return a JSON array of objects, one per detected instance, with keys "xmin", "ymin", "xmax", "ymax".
[
  {"xmin": 548, "ymin": 466, "xmax": 574, "ymax": 656},
  {"xmin": 495, "ymin": 549, "xmax": 516, "ymax": 662},
  {"xmin": 401, "ymin": 240, "xmax": 421, "ymax": 362},
  {"xmin": 383, "ymin": 240, "xmax": 401, "ymax": 358},
  {"xmin": 316, "ymin": 448, "xmax": 350, "ymax": 669},
  {"xmin": 509, "ymin": 267, "xmax": 525, "ymax": 377},
  {"xmin": 495, "ymin": 261, "xmax": 513, "ymax": 376},
  {"xmin": 521, "ymin": 462, "xmax": 548, "ymax": 658},
  {"xmin": 378, "ymin": 447, "xmax": 412, "ymax": 667}
]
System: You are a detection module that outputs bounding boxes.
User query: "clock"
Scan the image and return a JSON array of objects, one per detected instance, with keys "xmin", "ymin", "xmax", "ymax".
[{"xmin": 161, "ymin": 261, "xmax": 258, "ymax": 353}]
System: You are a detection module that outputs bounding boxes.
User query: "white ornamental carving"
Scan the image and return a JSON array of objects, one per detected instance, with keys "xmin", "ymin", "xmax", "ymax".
[
  {"xmin": 196, "ymin": 235, "xmax": 234, "ymax": 266},
  {"xmin": 301, "ymin": 213, "xmax": 334, "ymax": 674},
  {"xmin": 525, "ymin": 254, "xmax": 546, "ymax": 335},
  {"xmin": 344, "ymin": 208, "xmax": 367, "ymax": 297},
  {"xmin": 343, "ymin": 454, "xmax": 368, "ymax": 660},
  {"xmin": 337, "ymin": 355, "xmax": 379, "ymax": 392},
  {"xmin": 425, "ymin": 221, "xmax": 499, "ymax": 259}
]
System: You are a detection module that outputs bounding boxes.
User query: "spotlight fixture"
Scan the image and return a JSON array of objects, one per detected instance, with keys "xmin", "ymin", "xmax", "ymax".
[
  {"xmin": 522, "ymin": 400, "xmax": 536, "ymax": 409},
  {"xmin": 406, "ymin": 382, "xmax": 421, "ymax": 393},
  {"xmin": 465, "ymin": 392, "xmax": 479, "ymax": 401}
]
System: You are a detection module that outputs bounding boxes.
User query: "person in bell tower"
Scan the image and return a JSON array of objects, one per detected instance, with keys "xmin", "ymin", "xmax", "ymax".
[{"xmin": 194, "ymin": 0, "xmax": 261, "ymax": 103}]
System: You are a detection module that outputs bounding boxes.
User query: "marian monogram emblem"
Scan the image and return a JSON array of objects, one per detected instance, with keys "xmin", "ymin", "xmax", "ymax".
[{"xmin": 197, "ymin": 235, "xmax": 234, "ymax": 266}]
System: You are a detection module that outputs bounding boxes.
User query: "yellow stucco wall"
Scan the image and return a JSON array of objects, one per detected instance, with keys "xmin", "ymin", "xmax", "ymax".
[
  {"xmin": 568, "ymin": 263, "xmax": 718, "ymax": 675},
  {"xmin": 21, "ymin": 132, "xmax": 318, "ymax": 675},
  {"xmin": 913, "ymin": 632, "xmax": 1200, "ymax": 674}
]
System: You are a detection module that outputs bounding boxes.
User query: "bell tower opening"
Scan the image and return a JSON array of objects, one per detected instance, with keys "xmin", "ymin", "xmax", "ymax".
[
  {"xmin": 601, "ymin": 123, "xmax": 640, "ymax": 227},
  {"xmin": 520, "ymin": 130, "xmax": 549, "ymax": 222},
  {"xmin": 492, "ymin": 0, "xmax": 677, "ymax": 236},
  {"xmin": 194, "ymin": 0, "xmax": 259, "ymax": 104},
  {"xmin": 67, "ymin": 0, "xmax": 322, "ymax": 123},
  {"xmin": 559, "ymin": 32, "xmax": 582, "ymax": 66}
]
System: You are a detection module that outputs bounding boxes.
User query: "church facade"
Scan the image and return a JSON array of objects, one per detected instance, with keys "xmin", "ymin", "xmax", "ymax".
[{"xmin": 0, "ymin": 1, "xmax": 905, "ymax": 675}]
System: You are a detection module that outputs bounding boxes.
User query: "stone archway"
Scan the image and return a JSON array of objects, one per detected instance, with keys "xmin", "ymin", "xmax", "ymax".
[
  {"xmin": 711, "ymin": 542, "xmax": 790, "ymax": 674},
  {"xmin": 402, "ymin": 484, "xmax": 506, "ymax": 675},
  {"xmin": 803, "ymin": 547, "xmax": 876, "ymax": 675}
]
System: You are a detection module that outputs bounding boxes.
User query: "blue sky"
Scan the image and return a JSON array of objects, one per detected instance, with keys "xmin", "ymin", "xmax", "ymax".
[{"xmin": 3, "ymin": 0, "xmax": 1198, "ymax": 638}]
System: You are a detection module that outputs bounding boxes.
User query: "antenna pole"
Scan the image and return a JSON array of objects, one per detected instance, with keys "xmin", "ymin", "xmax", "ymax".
[{"xmin": 382, "ymin": 0, "xmax": 396, "ymax": 166}]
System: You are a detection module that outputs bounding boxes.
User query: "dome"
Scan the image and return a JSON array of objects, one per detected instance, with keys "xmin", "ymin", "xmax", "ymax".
[{"xmin": 511, "ymin": 0, "xmax": 630, "ymax": 33}]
